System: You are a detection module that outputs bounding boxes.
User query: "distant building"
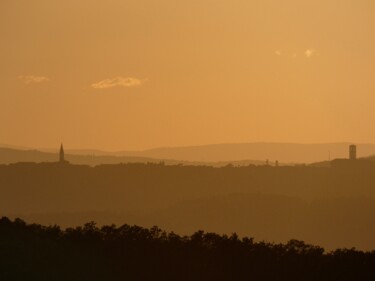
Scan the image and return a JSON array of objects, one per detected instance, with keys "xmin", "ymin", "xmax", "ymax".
[
  {"xmin": 331, "ymin": 144, "xmax": 374, "ymax": 170},
  {"xmin": 349, "ymin": 145, "xmax": 357, "ymax": 160},
  {"xmin": 59, "ymin": 143, "xmax": 68, "ymax": 164}
]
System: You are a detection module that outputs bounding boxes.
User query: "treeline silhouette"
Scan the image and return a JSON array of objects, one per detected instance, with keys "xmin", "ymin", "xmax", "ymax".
[{"xmin": 0, "ymin": 217, "xmax": 374, "ymax": 281}]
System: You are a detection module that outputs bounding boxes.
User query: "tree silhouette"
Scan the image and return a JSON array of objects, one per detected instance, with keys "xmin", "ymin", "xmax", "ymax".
[{"xmin": 0, "ymin": 217, "xmax": 375, "ymax": 281}]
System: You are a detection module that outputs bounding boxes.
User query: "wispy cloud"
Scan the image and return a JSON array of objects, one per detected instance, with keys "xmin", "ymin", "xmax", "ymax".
[
  {"xmin": 18, "ymin": 75, "xmax": 49, "ymax": 84},
  {"xmin": 275, "ymin": 50, "xmax": 282, "ymax": 56},
  {"xmin": 91, "ymin": 77, "xmax": 146, "ymax": 89},
  {"xmin": 305, "ymin": 49, "xmax": 316, "ymax": 58}
]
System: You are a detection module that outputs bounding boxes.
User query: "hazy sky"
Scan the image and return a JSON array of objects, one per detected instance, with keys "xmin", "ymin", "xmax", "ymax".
[{"xmin": 1, "ymin": 0, "xmax": 375, "ymax": 150}]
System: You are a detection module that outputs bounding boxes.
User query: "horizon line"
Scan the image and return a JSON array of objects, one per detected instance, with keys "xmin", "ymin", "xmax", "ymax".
[{"xmin": 1, "ymin": 141, "xmax": 375, "ymax": 154}]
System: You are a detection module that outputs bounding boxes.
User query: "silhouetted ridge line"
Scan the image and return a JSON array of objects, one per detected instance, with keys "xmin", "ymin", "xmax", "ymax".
[
  {"xmin": 0, "ymin": 217, "xmax": 374, "ymax": 281},
  {"xmin": 0, "ymin": 147, "xmax": 266, "ymax": 166}
]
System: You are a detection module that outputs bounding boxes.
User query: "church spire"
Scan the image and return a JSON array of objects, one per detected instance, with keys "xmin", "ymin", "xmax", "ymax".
[{"xmin": 59, "ymin": 143, "xmax": 65, "ymax": 162}]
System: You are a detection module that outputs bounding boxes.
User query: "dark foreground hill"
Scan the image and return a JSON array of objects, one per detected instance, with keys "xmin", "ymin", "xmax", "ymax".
[
  {"xmin": 2, "ymin": 162, "xmax": 375, "ymax": 250},
  {"xmin": 1, "ymin": 217, "xmax": 374, "ymax": 281}
]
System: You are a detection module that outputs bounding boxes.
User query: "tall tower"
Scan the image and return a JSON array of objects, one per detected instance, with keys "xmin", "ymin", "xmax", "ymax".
[
  {"xmin": 349, "ymin": 145, "xmax": 356, "ymax": 160},
  {"xmin": 59, "ymin": 143, "xmax": 65, "ymax": 162}
]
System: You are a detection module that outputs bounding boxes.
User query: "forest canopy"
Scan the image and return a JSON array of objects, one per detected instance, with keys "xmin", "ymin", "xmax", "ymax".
[{"xmin": 0, "ymin": 217, "xmax": 374, "ymax": 281}]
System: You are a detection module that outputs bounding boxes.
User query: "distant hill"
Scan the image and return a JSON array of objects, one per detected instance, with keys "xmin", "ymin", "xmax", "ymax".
[
  {"xmin": 0, "ymin": 147, "xmax": 163, "ymax": 166},
  {"xmin": 0, "ymin": 147, "xmax": 266, "ymax": 167},
  {"xmin": 309, "ymin": 153, "xmax": 375, "ymax": 168},
  {"xmin": 2, "ymin": 142, "xmax": 375, "ymax": 165},
  {"xmin": 364, "ymin": 155, "xmax": 375, "ymax": 162},
  {"xmin": 115, "ymin": 142, "xmax": 375, "ymax": 163}
]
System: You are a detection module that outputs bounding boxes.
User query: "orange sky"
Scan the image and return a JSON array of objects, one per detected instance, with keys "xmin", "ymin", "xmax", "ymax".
[{"xmin": 1, "ymin": 0, "xmax": 375, "ymax": 151}]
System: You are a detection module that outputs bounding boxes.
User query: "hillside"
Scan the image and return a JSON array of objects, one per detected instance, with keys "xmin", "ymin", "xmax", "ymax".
[
  {"xmin": 3, "ymin": 142, "xmax": 375, "ymax": 165},
  {"xmin": 2, "ymin": 162, "xmax": 375, "ymax": 250},
  {"xmin": 122, "ymin": 143, "xmax": 375, "ymax": 163},
  {"xmin": 0, "ymin": 147, "xmax": 266, "ymax": 166}
]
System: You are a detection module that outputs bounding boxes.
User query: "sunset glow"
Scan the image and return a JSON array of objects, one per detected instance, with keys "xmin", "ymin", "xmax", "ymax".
[{"xmin": 1, "ymin": 0, "xmax": 375, "ymax": 151}]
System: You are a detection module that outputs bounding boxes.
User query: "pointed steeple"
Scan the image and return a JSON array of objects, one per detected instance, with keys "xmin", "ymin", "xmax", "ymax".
[{"xmin": 59, "ymin": 143, "xmax": 65, "ymax": 162}]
